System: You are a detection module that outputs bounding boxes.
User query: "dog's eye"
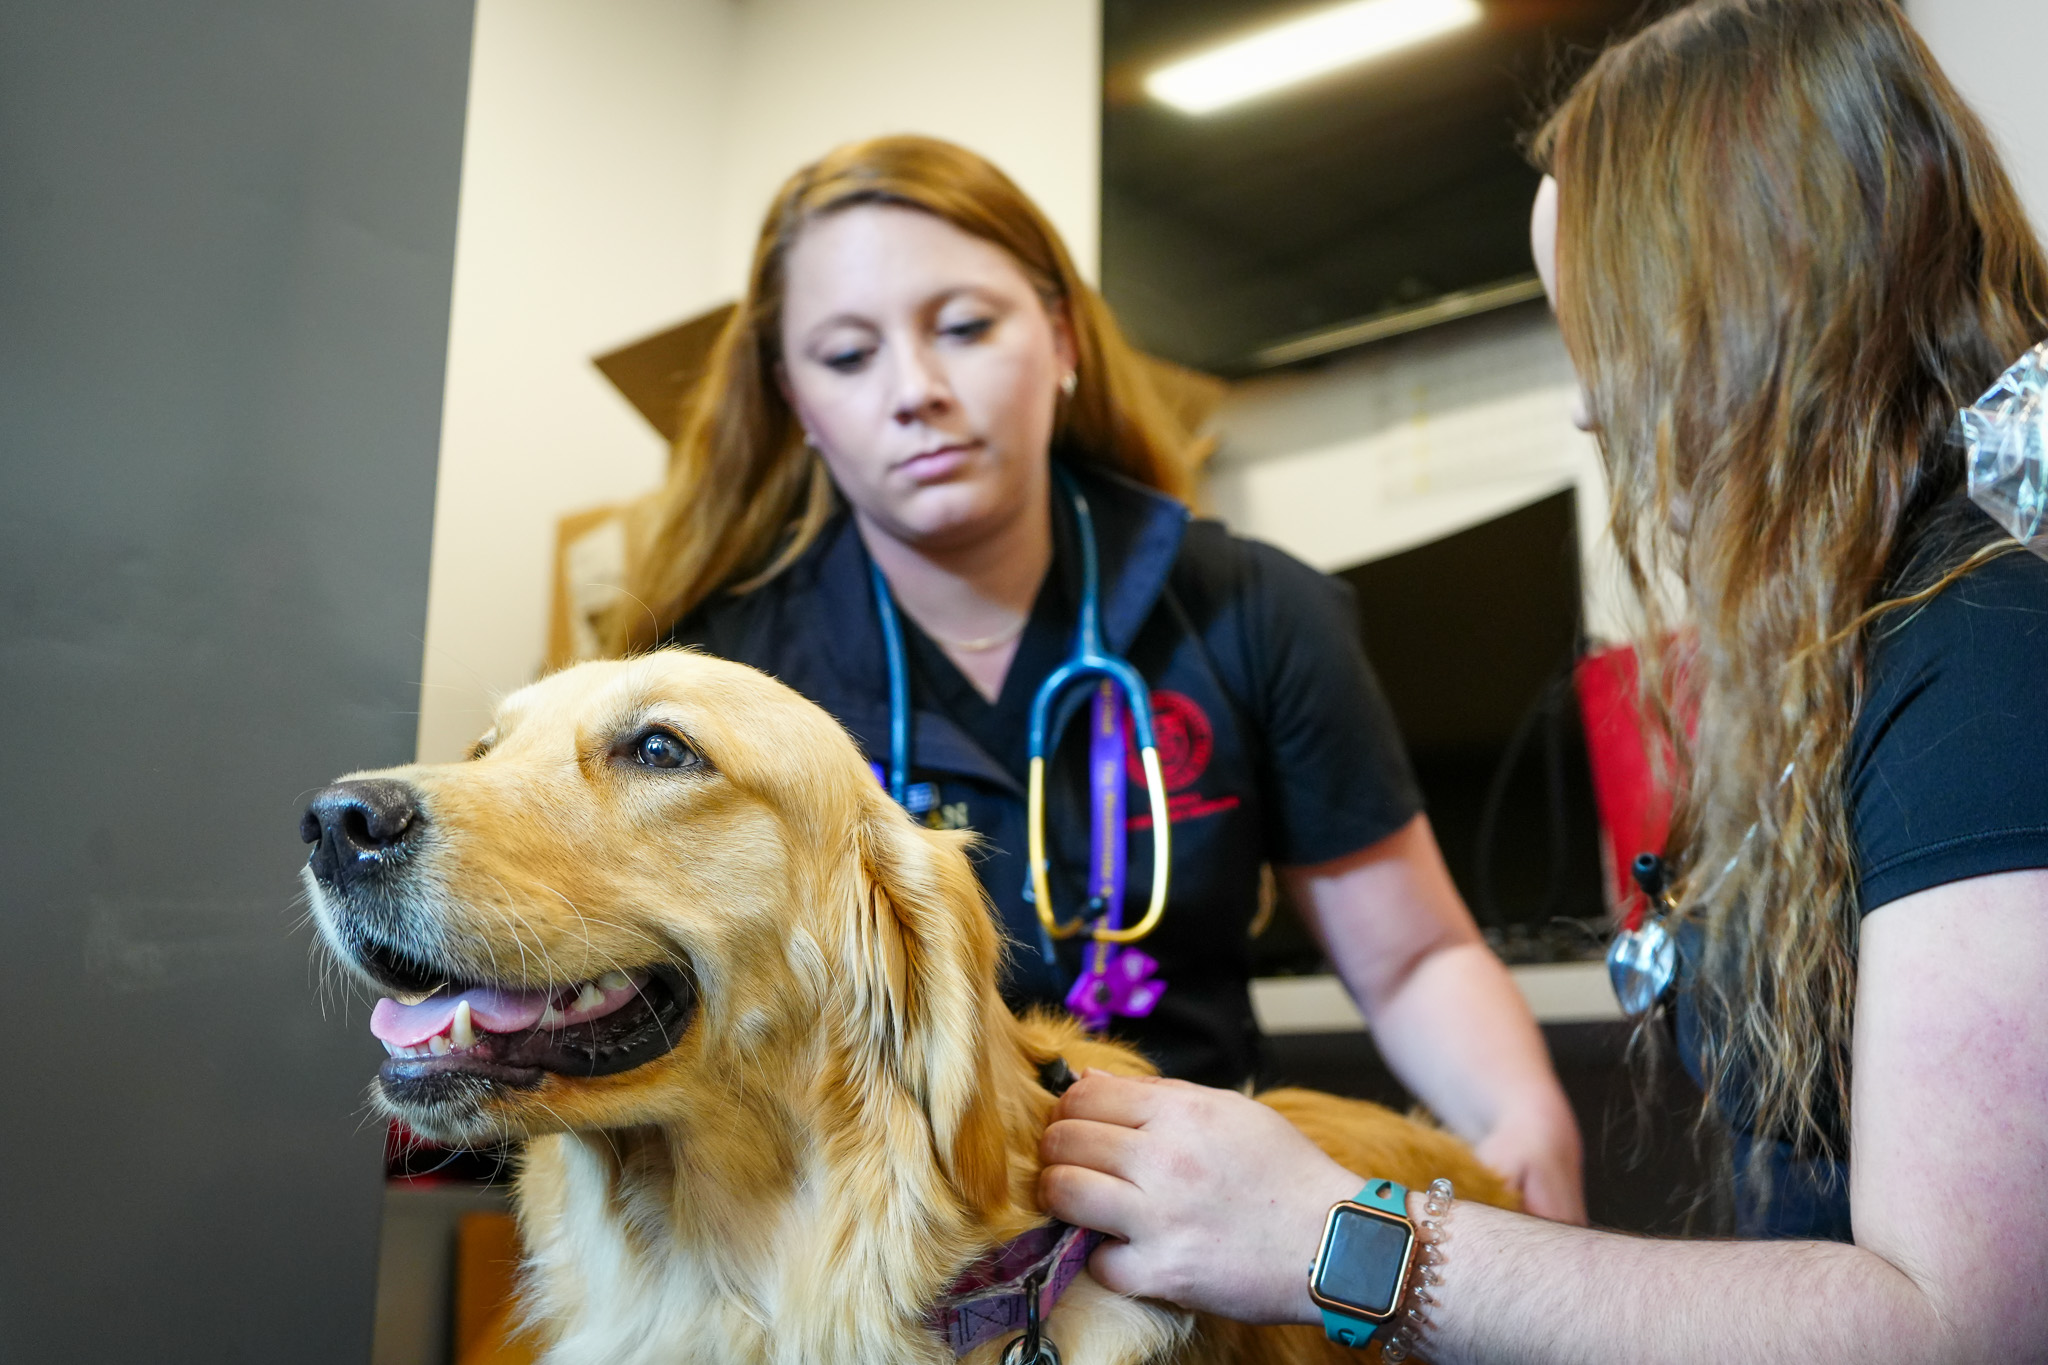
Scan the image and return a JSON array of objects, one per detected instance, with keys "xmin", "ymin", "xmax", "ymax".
[{"xmin": 630, "ymin": 728, "xmax": 701, "ymax": 771}]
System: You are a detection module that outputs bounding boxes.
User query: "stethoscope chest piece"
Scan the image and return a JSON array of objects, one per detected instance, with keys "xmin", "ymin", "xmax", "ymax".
[
  {"xmin": 1606, "ymin": 916, "xmax": 1677, "ymax": 1018},
  {"xmin": 1606, "ymin": 851, "xmax": 1679, "ymax": 1018}
]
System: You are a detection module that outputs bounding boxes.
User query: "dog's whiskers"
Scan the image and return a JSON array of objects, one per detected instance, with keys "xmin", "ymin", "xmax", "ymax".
[
  {"xmin": 483, "ymin": 872, "xmax": 579, "ymax": 993},
  {"xmin": 531, "ymin": 882, "xmax": 674, "ymax": 993},
  {"xmin": 534, "ymin": 879, "xmax": 601, "ymax": 965},
  {"xmin": 546, "ymin": 903, "xmax": 672, "ymax": 963}
]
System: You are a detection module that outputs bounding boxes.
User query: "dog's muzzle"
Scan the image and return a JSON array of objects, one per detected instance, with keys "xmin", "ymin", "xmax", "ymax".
[{"xmin": 299, "ymin": 778, "xmax": 697, "ymax": 1109}]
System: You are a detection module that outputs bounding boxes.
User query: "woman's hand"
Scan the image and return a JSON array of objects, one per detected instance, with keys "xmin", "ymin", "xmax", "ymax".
[
  {"xmin": 1037, "ymin": 1070, "xmax": 1357, "ymax": 1324},
  {"xmin": 1474, "ymin": 1096, "xmax": 1586, "ymax": 1225}
]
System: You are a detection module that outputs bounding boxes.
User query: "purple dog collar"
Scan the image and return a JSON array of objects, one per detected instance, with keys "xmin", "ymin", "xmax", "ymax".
[{"xmin": 929, "ymin": 1221, "xmax": 1105, "ymax": 1357}]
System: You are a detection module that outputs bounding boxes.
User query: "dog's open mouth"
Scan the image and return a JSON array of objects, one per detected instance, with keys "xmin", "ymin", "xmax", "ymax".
[{"xmin": 368, "ymin": 961, "xmax": 694, "ymax": 1093}]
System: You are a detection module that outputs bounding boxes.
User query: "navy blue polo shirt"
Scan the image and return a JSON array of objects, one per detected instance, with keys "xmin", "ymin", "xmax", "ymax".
[{"xmin": 665, "ymin": 462, "xmax": 1421, "ymax": 1087}]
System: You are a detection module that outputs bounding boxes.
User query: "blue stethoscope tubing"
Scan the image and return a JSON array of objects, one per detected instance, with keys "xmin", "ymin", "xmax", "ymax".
[{"xmin": 867, "ymin": 465, "xmax": 1172, "ymax": 948}]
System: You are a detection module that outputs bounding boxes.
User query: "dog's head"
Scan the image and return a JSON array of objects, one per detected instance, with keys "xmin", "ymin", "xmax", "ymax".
[{"xmin": 303, "ymin": 650, "xmax": 1012, "ymax": 1212}]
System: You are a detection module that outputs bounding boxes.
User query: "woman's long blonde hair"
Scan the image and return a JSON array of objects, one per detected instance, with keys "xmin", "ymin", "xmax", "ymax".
[
  {"xmin": 603, "ymin": 135, "xmax": 1199, "ymax": 655},
  {"xmin": 1534, "ymin": 0, "xmax": 2048, "ymax": 1160}
]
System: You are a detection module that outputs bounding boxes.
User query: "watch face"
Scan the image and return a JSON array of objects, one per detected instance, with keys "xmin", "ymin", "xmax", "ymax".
[{"xmin": 1317, "ymin": 1206, "xmax": 1411, "ymax": 1317}]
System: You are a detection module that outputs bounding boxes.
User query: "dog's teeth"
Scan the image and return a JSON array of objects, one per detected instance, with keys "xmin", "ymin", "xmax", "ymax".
[
  {"xmin": 451, "ymin": 1000, "xmax": 477, "ymax": 1050},
  {"xmin": 597, "ymin": 971, "xmax": 630, "ymax": 992},
  {"xmin": 572, "ymin": 982, "xmax": 605, "ymax": 1013},
  {"xmin": 382, "ymin": 1040, "xmax": 402, "ymax": 1058},
  {"xmin": 539, "ymin": 1003, "xmax": 565, "ymax": 1028},
  {"xmin": 428, "ymin": 1034, "xmax": 451, "ymax": 1057}
]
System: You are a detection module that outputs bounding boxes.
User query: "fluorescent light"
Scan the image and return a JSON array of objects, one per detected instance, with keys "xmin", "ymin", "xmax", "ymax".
[{"xmin": 1145, "ymin": 0, "xmax": 1483, "ymax": 116}]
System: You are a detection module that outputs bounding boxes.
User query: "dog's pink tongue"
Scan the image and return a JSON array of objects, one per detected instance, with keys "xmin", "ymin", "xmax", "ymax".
[{"xmin": 370, "ymin": 986, "xmax": 551, "ymax": 1047}]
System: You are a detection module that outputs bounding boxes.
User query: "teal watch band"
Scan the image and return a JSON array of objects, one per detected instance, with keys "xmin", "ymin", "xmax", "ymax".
[{"xmin": 1315, "ymin": 1179, "xmax": 1411, "ymax": 1350}]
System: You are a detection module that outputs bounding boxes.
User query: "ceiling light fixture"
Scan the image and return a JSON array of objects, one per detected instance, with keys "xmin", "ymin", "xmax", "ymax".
[{"xmin": 1145, "ymin": 0, "xmax": 1483, "ymax": 116}]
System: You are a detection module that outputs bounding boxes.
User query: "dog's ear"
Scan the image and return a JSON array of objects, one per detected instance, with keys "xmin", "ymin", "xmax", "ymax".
[{"xmin": 836, "ymin": 792, "xmax": 1011, "ymax": 1221}]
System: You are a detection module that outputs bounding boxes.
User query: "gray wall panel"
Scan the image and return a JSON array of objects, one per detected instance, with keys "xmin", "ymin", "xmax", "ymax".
[{"xmin": 0, "ymin": 2, "xmax": 474, "ymax": 1359}]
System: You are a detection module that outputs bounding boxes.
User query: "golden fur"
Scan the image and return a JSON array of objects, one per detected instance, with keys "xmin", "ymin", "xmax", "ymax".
[{"xmin": 308, "ymin": 651, "xmax": 1515, "ymax": 1364}]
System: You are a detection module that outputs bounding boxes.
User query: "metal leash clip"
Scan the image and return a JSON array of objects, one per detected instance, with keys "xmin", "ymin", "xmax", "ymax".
[
  {"xmin": 1606, "ymin": 852, "xmax": 1678, "ymax": 1018},
  {"xmin": 999, "ymin": 1264, "xmax": 1062, "ymax": 1365}
]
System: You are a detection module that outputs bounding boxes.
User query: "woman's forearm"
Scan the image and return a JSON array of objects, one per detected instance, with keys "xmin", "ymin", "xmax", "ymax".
[
  {"xmin": 1420, "ymin": 1199, "xmax": 1947, "ymax": 1365},
  {"xmin": 1040, "ymin": 1075, "xmax": 1971, "ymax": 1360},
  {"xmin": 1357, "ymin": 941, "xmax": 1585, "ymax": 1223},
  {"xmin": 1364, "ymin": 940, "xmax": 1563, "ymax": 1138},
  {"xmin": 1288, "ymin": 821, "xmax": 1585, "ymax": 1222}
]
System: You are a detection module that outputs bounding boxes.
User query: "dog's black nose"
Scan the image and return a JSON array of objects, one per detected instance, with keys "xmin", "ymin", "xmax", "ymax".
[{"xmin": 301, "ymin": 779, "xmax": 424, "ymax": 889}]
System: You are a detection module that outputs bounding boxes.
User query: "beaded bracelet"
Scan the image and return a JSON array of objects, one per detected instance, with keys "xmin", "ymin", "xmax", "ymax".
[{"xmin": 1377, "ymin": 1177, "xmax": 1453, "ymax": 1363}]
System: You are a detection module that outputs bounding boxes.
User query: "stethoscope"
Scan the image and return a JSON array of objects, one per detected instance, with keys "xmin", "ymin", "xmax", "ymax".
[
  {"xmin": 1609, "ymin": 785, "xmax": 1779, "ymax": 1018},
  {"xmin": 867, "ymin": 466, "xmax": 1173, "ymax": 1025},
  {"xmin": 1606, "ymin": 851, "xmax": 1678, "ymax": 1017}
]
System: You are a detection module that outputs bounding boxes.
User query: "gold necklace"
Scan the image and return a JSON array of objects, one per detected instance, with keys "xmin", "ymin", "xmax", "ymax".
[{"xmin": 920, "ymin": 615, "xmax": 1029, "ymax": 652}]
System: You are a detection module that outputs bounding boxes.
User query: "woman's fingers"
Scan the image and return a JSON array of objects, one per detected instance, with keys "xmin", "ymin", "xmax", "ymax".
[
  {"xmin": 1083, "ymin": 1236, "xmax": 1154, "ymax": 1299},
  {"xmin": 1474, "ymin": 1107, "xmax": 1588, "ymax": 1226},
  {"xmin": 1053, "ymin": 1069, "xmax": 1178, "ymax": 1128},
  {"xmin": 1041, "ymin": 1114, "xmax": 1147, "ymax": 1178},
  {"xmin": 1038, "ymin": 1155, "xmax": 1143, "ymax": 1242}
]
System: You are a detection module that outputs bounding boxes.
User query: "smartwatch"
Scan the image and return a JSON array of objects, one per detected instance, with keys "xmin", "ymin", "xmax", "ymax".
[{"xmin": 1308, "ymin": 1178, "xmax": 1415, "ymax": 1350}]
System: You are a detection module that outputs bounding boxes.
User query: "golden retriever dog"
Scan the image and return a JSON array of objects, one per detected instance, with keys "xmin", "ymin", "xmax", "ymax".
[{"xmin": 302, "ymin": 651, "xmax": 1516, "ymax": 1364}]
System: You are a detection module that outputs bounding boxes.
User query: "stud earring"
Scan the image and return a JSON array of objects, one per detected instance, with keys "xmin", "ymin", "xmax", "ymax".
[{"xmin": 1060, "ymin": 371, "xmax": 1078, "ymax": 398}]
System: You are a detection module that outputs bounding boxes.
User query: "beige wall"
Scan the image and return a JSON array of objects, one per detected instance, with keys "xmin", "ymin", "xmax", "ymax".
[
  {"xmin": 415, "ymin": 0, "xmax": 1100, "ymax": 762},
  {"xmin": 715, "ymin": 0, "xmax": 1101, "ymax": 288},
  {"xmin": 416, "ymin": 0, "xmax": 736, "ymax": 762},
  {"xmin": 1913, "ymin": 0, "xmax": 2048, "ymax": 241}
]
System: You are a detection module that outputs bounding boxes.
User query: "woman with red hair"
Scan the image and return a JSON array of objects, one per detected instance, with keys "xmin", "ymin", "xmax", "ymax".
[{"xmin": 611, "ymin": 134, "xmax": 1586, "ymax": 1222}]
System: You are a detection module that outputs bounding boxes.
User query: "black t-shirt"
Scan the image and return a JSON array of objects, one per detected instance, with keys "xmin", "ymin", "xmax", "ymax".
[
  {"xmin": 1848, "ymin": 546, "xmax": 2048, "ymax": 913},
  {"xmin": 1679, "ymin": 540, "xmax": 2048, "ymax": 1239},
  {"xmin": 663, "ymin": 465, "xmax": 1421, "ymax": 1085}
]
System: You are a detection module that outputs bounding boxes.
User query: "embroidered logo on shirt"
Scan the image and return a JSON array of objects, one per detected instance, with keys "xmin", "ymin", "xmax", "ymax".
[
  {"xmin": 1126, "ymin": 690, "xmax": 1213, "ymax": 791},
  {"xmin": 1123, "ymin": 690, "xmax": 1239, "ymax": 828}
]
